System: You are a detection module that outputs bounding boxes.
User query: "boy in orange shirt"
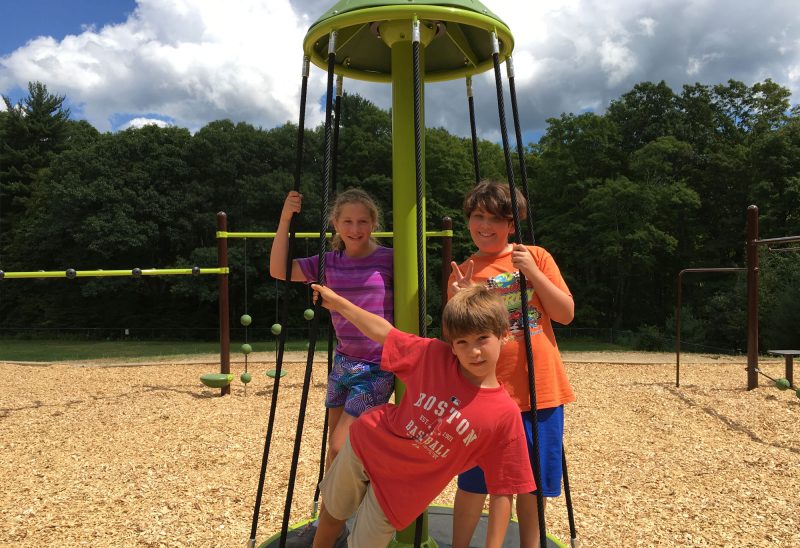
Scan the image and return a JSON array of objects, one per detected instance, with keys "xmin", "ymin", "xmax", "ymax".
[{"xmin": 449, "ymin": 180, "xmax": 576, "ymax": 547}]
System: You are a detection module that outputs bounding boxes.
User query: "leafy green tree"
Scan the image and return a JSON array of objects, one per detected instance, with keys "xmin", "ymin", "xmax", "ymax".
[
  {"xmin": 606, "ymin": 81, "xmax": 681, "ymax": 154},
  {"xmin": 0, "ymin": 82, "xmax": 71, "ymax": 261}
]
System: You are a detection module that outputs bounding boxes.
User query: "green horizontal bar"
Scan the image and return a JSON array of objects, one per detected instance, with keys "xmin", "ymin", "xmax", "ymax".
[
  {"xmin": 218, "ymin": 230, "xmax": 453, "ymax": 239},
  {"xmin": 1, "ymin": 267, "xmax": 228, "ymax": 279}
]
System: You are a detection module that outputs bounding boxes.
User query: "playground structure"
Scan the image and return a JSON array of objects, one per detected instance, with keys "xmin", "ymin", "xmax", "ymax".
[
  {"xmin": 246, "ymin": 2, "xmax": 576, "ymax": 548},
  {"xmin": 0, "ymin": 212, "xmax": 454, "ymax": 396},
  {"xmin": 210, "ymin": 212, "xmax": 453, "ymax": 395},
  {"xmin": 1, "ymin": 1, "xmax": 578, "ymax": 545},
  {"xmin": 675, "ymin": 204, "xmax": 800, "ymax": 396}
]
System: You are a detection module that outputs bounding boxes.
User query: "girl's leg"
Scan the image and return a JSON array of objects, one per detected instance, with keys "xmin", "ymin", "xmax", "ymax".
[
  {"xmin": 328, "ymin": 410, "xmax": 356, "ymax": 467},
  {"xmin": 325, "ymin": 406, "xmax": 345, "ymax": 468}
]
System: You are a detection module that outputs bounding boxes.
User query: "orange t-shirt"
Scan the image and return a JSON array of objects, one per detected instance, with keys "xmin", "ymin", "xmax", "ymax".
[{"xmin": 449, "ymin": 245, "xmax": 576, "ymax": 411}]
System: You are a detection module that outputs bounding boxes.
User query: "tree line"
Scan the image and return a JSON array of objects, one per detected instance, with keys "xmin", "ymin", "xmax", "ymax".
[{"xmin": 1, "ymin": 80, "xmax": 798, "ymax": 351}]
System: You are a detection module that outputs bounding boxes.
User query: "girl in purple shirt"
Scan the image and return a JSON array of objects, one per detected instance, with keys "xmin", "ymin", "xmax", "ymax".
[{"xmin": 269, "ymin": 188, "xmax": 394, "ymax": 544}]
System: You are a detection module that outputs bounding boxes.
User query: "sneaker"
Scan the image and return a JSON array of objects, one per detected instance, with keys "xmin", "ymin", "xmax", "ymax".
[
  {"xmin": 283, "ymin": 523, "xmax": 349, "ymax": 548},
  {"xmin": 333, "ymin": 525, "xmax": 349, "ymax": 548},
  {"xmin": 283, "ymin": 523, "xmax": 316, "ymax": 548}
]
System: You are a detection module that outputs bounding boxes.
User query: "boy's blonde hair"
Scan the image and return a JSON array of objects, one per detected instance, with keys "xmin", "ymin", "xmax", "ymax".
[
  {"xmin": 330, "ymin": 188, "xmax": 382, "ymax": 251},
  {"xmin": 442, "ymin": 285, "xmax": 509, "ymax": 342},
  {"xmin": 463, "ymin": 180, "xmax": 527, "ymax": 221}
]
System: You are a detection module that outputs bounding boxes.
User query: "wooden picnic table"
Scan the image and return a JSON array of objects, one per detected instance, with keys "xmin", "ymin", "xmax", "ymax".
[{"xmin": 768, "ymin": 350, "xmax": 799, "ymax": 387}]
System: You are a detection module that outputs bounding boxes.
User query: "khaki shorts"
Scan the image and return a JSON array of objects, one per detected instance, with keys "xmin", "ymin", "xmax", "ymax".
[{"xmin": 320, "ymin": 437, "xmax": 395, "ymax": 547}]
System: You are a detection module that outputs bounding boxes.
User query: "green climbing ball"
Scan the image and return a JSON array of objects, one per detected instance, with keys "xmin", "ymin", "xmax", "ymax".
[
  {"xmin": 240, "ymin": 372, "xmax": 252, "ymax": 384},
  {"xmin": 241, "ymin": 343, "xmax": 252, "ymax": 355},
  {"xmin": 240, "ymin": 314, "xmax": 252, "ymax": 327},
  {"xmin": 271, "ymin": 323, "xmax": 282, "ymax": 336},
  {"xmin": 776, "ymin": 378, "xmax": 791, "ymax": 391},
  {"xmin": 425, "ymin": 314, "xmax": 433, "ymax": 327},
  {"xmin": 303, "ymin": 308, "xmax": 315, "ymax": 320}
]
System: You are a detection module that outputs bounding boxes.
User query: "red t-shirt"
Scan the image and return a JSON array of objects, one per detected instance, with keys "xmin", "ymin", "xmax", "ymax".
[
  {"xmin": 449, "ymin": 245, "xmax": 576, "ymax": 411},
  {"xmin": 348, "ymin": 329, "xmax": 536, "ymax": 530}
]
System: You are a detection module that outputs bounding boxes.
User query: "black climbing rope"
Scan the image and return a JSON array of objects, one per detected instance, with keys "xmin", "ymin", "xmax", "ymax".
[{"xmin": 490, "ymin": 31, "xmax": 548, "ymax": 548}]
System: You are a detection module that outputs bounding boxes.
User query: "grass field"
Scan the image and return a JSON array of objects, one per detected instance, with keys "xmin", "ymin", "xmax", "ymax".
[
  {"xmin": 0, "ymin": 337, "xmax": 632, "ymax": 362},
  {"xmin": 0, "ymin": 339, "xmax": 311, "ymax": 362}
]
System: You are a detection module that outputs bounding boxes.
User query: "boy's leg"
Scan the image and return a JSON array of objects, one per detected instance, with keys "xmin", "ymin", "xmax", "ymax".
[
  {"xmin": 452, "ymin": 466, "xmax": 489, "ymax": 548},
  {"xmin": 312, "ymin": 507, "xmax": 347, "ymax": 548},
  {"xmin": 518, "ymin": 406, "xmax": 564, "ymax": 547},
  {"xmin": 314, "ymin": 438, "xmax": 369, "ymax": 548},
  {"xmin": 516, "ymin": 493, "xmax": 544, "ymax": 547},
  {"xmin": 349, "ymin": 484, "xmax": 395, "ymax": 548},
  {"xmin": 452, "ymin": 488, "xmax": 488, "ymax": 548}
]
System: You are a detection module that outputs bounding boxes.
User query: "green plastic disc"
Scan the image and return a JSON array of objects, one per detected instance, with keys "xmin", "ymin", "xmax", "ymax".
[
  {"xmin": 266, "ymin": 369, "xmax": 287, "ymax": 378},
  {"xmin": 200, "ymin": 373, "xmax": 234, "ymax": 388}
]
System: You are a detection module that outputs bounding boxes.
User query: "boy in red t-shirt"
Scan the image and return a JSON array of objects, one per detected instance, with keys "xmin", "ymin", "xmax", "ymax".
[
  {"xmin": 309, "ymin": 283, "xmax": 535, "ymax": 548},
  {"xmin": 449, "ymin": 180, "xmax": 576, "ymax": 548}
]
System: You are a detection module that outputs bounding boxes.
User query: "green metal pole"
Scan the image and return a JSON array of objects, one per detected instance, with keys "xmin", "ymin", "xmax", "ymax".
[{"xmin": 384, "ymin": 20, "xmax": 436, "ymax": 548}]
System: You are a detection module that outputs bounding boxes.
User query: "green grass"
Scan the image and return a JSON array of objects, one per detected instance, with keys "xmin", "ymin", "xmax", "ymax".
[
  {"xmin": 1, "ymin": 338, "xmax": 632, "ymax": 362},
  {"xmin": 0, "ymin": 339, "xmax": 312, "ymax": 362},
  {"xmin": 558, "ymin": 339, "xmax": 631, "ymax": 352}
]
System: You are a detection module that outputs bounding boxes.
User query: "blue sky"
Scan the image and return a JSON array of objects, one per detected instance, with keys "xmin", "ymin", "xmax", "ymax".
[
  {"xmin": 1, "ymin": 0, "xmax": 136, "ymax": 107},
  {"xmin": 0, "ymin": 1, "xmax": 136, "ymax": 54},
  {"xmin": 2, "ymin": 0, "xmax": 799, "ymax": 139}
]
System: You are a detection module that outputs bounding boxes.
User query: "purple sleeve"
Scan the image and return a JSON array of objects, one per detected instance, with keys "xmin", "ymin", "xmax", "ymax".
[{"xmin": 295, "ymin": 254, "xmax": 319, "ymax": 282}]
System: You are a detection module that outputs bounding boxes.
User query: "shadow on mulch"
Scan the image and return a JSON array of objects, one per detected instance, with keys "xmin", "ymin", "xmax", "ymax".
[{"xmin": 664, "ymin": 385, "xmax": 800, "ymax": 454}]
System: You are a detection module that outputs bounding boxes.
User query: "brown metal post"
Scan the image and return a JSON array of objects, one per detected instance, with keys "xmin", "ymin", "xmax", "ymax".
[
  {"xmin": 441, "ymin": 216, "xmax": 452, "ymax": 307},
  {"xmin": 746, "ymin": 205, "xmax": 759, "ymax": 390},
  {"xmin": 217, "ymin": 212, "xmax": 231, "ymax": 396},
  {"xmin": 676, "ymin": 272, "xmax": 683, "ymax": 387}
]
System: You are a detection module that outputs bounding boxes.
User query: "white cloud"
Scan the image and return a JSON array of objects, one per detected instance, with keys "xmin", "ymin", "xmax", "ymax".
[
  {"xmin": 687, "ymin": 53, "xmax": 722, "ymax": 77},
  {"xmin": 639, "ymin": 17, "xmax": 658, "ymax": 37},
  {"xmin": 119, "ymin": 117, "xmax": 172, "ymax": 130},
  {"xmin": 600, "ymin": 39, "xmax": 638, "ymax": 86},
  {"xmin": 0, "ymin": 0, "xmax": 798, "ymax": 139},
  {"xmin": 0, "ymin": 0, "xmax": 322, "ymax": 132}
]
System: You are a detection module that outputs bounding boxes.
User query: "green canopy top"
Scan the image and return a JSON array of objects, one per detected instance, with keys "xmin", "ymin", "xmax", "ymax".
[{"xmin": 303, "ymin": 0, "xmax": 514, "ymax": 83}]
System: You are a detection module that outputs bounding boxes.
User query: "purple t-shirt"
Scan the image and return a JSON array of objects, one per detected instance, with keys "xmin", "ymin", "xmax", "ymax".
[{"xmin": 296, "ymin": 246, "xmax": 393, "ymax": 364}]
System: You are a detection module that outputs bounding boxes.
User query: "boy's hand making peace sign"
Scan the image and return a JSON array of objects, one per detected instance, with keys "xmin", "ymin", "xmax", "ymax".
[{"xmin": 449, "ymin": 260, "xmax": 475, "ymax": 296}]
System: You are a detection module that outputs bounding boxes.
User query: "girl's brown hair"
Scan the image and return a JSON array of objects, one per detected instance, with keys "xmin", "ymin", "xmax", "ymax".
[
  {"xmin": 330, "ymin": 188, "xmax": 382, "ymax": 251},
  {"xmin": 463, "ymin": 180, "xmax": 527, "ymax": 221}
]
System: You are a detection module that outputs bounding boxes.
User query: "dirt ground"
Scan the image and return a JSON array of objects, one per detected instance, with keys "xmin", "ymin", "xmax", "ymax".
[{"xmin": 1, "ymin": 350, "xmax": 798, "ymax": 547}]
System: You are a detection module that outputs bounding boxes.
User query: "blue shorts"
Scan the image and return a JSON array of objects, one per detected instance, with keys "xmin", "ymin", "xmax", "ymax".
[
  {"xmin": 326, "ymin": 354, "xmax": 394, "ymax": 418},
  {"xmin": 457, "ymin": 406, "xmax": 564, "ymax": 497}
]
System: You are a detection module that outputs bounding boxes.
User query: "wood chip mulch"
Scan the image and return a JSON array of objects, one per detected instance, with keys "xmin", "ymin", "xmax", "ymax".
[{"xmin": 1, "ymin": 352, "xmax": 798, "ymax": 547}]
